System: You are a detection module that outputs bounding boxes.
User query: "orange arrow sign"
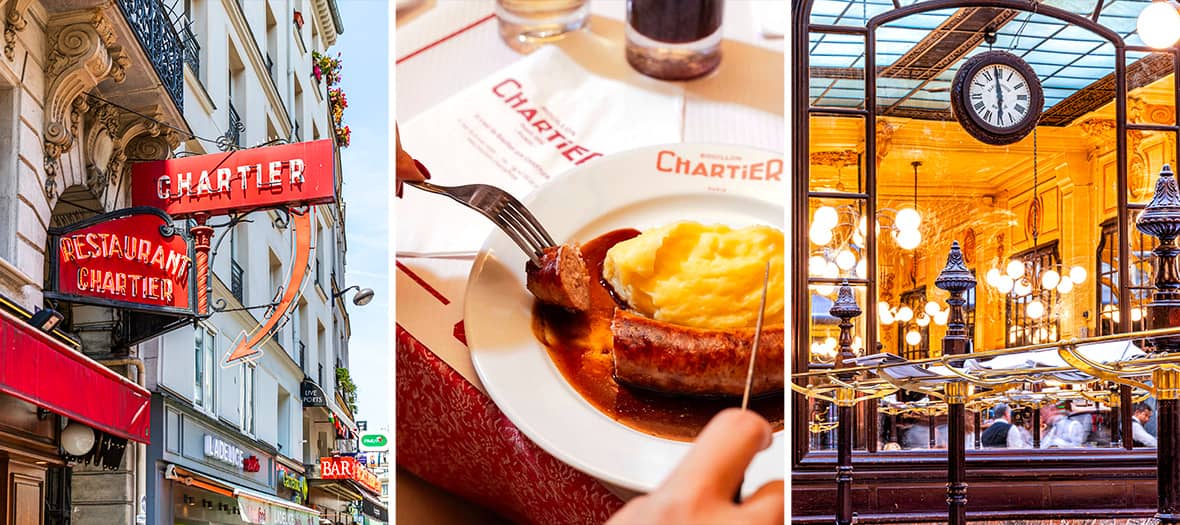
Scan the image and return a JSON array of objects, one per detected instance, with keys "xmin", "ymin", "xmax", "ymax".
[{"xmin": 223, "ymin": 207, "xmax": 314, "ymax": 365}]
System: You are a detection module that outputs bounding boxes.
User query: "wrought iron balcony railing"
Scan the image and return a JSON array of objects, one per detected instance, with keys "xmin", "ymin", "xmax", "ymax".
[
  {"xmin": 265, "ymin": 53, "xmax": 275, "ymax": 80},
  {"xmin": 227, "ymin": 101, "xmax": 243, "ymax": 147},
  {"xmin": 230, "ymin": 260, "xmax": 244, "ymax": 303},
  {"xmin": 114, "ymin": 0, "xmax": 185, "ymax": 112},
  {"xmin": 180, "ymin": 24, "xmax": 200, "ymax": 77}
]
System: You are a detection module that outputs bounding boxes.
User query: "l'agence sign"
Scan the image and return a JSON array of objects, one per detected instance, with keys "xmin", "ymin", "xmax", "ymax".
[
  {"xmin": 130, "ymin": 139, "xmax": 336, "ymax": 217},
  {"xmin": 46, "ymin": 208, "xmax": 195, "ymax": 315}
]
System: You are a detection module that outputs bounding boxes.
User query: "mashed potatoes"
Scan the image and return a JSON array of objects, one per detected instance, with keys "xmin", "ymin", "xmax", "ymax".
[{"xmin": 602, "ymin": 222, "xmax": 784, "ymax": 330}]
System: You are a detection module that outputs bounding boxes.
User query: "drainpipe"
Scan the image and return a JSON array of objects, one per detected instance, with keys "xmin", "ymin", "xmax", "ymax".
[{"xmin": 97, "ymin": 357, "xmax": 147, "ymax": 525}]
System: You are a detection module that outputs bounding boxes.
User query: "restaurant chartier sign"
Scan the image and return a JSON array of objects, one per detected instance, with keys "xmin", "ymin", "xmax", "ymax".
[
  {"xmin": 46, "ymin": 208, "xmax": 196, "ymax": 316},
  {"xmin": 131, "ymin": 139, "xmax": 337, "ymax": 365},
  {"xmin": 319, "ymin": 456, "xmax": 381, "ymax": 494}
]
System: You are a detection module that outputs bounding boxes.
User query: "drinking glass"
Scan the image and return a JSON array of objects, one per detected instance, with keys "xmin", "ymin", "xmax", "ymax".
[
  {"xmin": 496, "ymin": 0, "xmax": 591, "ymax": 52},
  {"xmin": 625, "ymin": 0, "xmax": 724, "ymax": 80}
]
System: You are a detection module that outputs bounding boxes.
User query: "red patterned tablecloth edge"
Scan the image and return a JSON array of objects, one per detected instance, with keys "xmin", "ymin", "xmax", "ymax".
[{"xmin": 396, "ymin": 324, "xmax": 625, "ymax": 525}]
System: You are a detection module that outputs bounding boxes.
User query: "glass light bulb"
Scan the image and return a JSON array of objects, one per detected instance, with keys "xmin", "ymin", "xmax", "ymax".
[
  {"xmin": 896, "ymin": 306, "xmax": 914, "ymax": 323},
  {"xmin": 1138, "ymin": 0, "xmax": 1180, "ymax": 49},
  {"xmin": 1036, "ymin": 327, "xmax": 1049, "ymax": 342},
  {"xmin": 1006, "ymin": 260, "xmax": 1025, "ymax": 279},
  {"xmin": 1041, "ymin": 269, "xmax": 1061, "ymax": 290},
  {"xmin": 809, "ymin": 255, "xmax": 827, "ymax": 276},
  {"xmin": 824, "ymin": 336, "xmax": 837, "ymax": 347},
  {"xmin": 814, "ymin": 206, "xmax": 839, "ymax": 229},
  {"xmin": 1132, "ymin": 307, "xmax": 1144, "ymax": 322},
  {"xmin": 809, "ymin": 223, "xmax": 833, "ymax": 246},
  {"xmin": 895, "ymin": 207, "xmax": 921, "ymax": 230},
  {"xmin": 986, "ymin": 268, "xmax": 1002, "ymax": 287},
  {"xmin": 816, "ymin": 284, "xmax": 835, "ymax": 296},
  {"xmin": 1057, "ymin": 278, "xmax": 1074, "ymax": 294},
  {"xmin": 858, "ymin": 216, "xmax": 868, "ymax": 237},
  {"xmin": 934, "ymin": 310, "xmax": 949, "ymax": 326},
  {"xmin": 905, "ymin": 330, "xmax": 922, "ymax": 346},
  {"xmin": 916, "ymin": 314, "xmax": 931, "ymax": 327},
  {"xmin": 925, "ymin": 301, "xmax": 941, "ymax": 316},
  {"xmin": 836, "ymin": 249, "xmax": 857, "ymax": 271},
  {"xmin": 1014, "ymin": 278, "xmax": 1033, "ymax": 297},
  {"xmin": 895, "ymin": 228, "xmax": 922, "ymax": 250},
  {"xmin": 856, "ymin": 259, "xmax": 867, "ymax": 278},
  {"xmin": 880, "ymin": 309, "xmax": 895, "ymax": 325},
  {"xmin": 1070, "ymin": 265, "xmax": 1087, "ymax": 284},
  {"xmin": 1027, "ymin": 299, "xmax": 1045, "ymax": 319},
  {"xmin": 996, "ymin": 275, "xmax": 1015, "ymax": 294},
  {"xmin": 824, "ymin": 261, "xmax": 840, "ymax": 279}
]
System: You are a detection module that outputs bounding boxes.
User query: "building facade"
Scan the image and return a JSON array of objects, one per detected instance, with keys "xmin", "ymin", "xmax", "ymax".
[
  {"xmin": 137, "ymin": 0, "xmax": 371, "ymax": 524},
  {"xmin": 0, "ymin": 0, "xmax": 188, "ymax": 523},
  {"xmin": 0, "ymin": 0, "xmax": 368, "ymax": 523}
]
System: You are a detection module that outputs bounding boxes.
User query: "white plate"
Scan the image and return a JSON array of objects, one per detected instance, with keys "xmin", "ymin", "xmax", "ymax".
[{"xmin": 465, "ymin": 143, "xmax": 785, "ymax": 496}]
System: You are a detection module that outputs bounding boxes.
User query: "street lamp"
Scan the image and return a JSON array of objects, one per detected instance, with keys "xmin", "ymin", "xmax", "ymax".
[{"xmin": 333, "ymin": 285, "xmax": 374, "ymax": 306}]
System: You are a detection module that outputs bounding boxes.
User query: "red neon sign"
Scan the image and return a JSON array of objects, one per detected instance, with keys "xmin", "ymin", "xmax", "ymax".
[
  {"xmin": 319, "ymin": 456, "xmax": 380, "ymax": 495},
  {"xmin": 130, "ymin": 139, "xmax": 336, "ymax": 217},
  {"xmin": 47, "ymin": 208, "xmax": 194, "ymax": 314}
]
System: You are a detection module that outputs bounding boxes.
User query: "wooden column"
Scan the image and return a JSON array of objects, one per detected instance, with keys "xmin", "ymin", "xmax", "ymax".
[
  {"xmin": 935, "ymin": 241, "xmax": 977, "ymax": 525},
  {"xmin": 830, "ymin": 281, "xmax": 862, "ymax": 525},
  {"xmin": 974, "ymin": 411, "xmax": 982, "ymax": 450},
  {"xmin": 1135, "ymin": 165, "xmax": 1180, "ymax": 524}
]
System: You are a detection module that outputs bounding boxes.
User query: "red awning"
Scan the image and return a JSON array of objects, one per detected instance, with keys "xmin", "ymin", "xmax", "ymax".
[{"xmin": 0, "ymin": 308, "xmax": 150, "ymax": 443}]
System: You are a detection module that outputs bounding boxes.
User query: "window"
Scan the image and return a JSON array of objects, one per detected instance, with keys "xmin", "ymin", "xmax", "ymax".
[
  {"xmin": 1004, "ymin": 242, "xmax": 1062, "ymax": 347},
  {"xmin": 230, "ymin": 225, "xmax": 244, "ymax": 304},
  {"xmin": 897, "ymin": 286, "xmax": 930, "ymax": 360},
  {"xmin": 240, "ymin": 363, "xmax": 256, "ymax": 435},
  {"xmin": 277, "ymin": 389, "xmax": 291, "ymax": 455},
  {"xmin": 194, "ymin": 325, "xmax": 215, "ymax": 412},
  {"xmin": 1097, "ymin": 219, "xmax": 1154, "ymax": 336}
]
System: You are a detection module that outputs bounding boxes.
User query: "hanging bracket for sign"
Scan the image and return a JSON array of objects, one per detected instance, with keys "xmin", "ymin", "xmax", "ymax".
[
  {"xmin": 45, "ymin": 207, "xmax": 198, "ymax": 317},
  {"xmin": 130, "ymin": 139, "xmax": 337, "ymax": 367}
]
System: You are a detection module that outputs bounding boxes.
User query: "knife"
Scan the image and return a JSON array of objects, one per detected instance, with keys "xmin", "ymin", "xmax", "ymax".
[{"xmin": 734, "ymin": 260, "xmax": 771, "ymax": 504}]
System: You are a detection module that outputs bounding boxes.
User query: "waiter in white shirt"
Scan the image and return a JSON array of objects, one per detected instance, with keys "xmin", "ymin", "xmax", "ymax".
[
  {"xmin": 1040, "ymin": 403, "xmax": 1085, "ymax": 448},
  {"xmin": 1132, "ymin": 403, "xmax": 1157, "ymax": 447}
]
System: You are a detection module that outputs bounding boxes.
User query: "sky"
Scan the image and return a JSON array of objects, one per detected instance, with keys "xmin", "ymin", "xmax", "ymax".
[{"xmin": 335, "ymin": 1, "xmax": 390, "ymax": 434}]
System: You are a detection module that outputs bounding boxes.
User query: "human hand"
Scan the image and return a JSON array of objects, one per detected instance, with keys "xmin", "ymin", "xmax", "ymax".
[
  {"xmin": 395, "ymin": 124, "xmax": 429, "ymax": 198},
  {"xmin": 605, "ymin": 408, "xmax": 784, "ymax": 525}
]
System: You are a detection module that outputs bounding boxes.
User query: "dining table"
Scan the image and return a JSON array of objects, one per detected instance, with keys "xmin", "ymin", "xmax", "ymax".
[{"xmin": 394, "ymin": 1, "xmax": 785, "ymax": 523}]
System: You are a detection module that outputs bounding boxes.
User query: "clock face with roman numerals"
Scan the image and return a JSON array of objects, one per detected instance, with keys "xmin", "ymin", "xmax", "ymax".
[{"xmin": 950, "ymin": 51, "xmax": 1044, "ymax": 146}]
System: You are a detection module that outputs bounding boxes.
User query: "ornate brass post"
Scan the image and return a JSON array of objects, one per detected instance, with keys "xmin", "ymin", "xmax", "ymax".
[
  {"xmin": 1136, "ymin": 165, "xmax": 1180, "ymax": 524},
  {"xmin": 935, "ymin": 241, "xmax": 976, "ymax": 525},
  {"xmin": 830, "ymin": 281, "xmax": 862, "ymax": 525}
]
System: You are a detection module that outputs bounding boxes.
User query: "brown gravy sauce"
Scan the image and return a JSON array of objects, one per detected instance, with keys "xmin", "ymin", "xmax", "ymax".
[{"xmin": 531, "ymin": 228, "xmax": 784, "ymax": 441}]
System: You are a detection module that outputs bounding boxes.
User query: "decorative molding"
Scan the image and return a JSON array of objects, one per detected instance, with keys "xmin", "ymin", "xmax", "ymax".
[
  {"xmin": 3, "ymin": 0, "xmax": 31, "ymax": 60},
  {"xmin": 876, "ymin": 119, "xmax": 895, "ymax": 169},
  {"xmin": 880, "ymin": 8, "xmax": 1020, "ymax": 82},
  {"xmin": 811, "ymin": 150, "xmax": 859, "ymax": 168},
  {"xmin": 43, "ymin": 8, "xmax": 131, "ymax": 201},
  {"xmin": 1041, "ymin": 53, "xmax": 1174, "ymax": 127}
]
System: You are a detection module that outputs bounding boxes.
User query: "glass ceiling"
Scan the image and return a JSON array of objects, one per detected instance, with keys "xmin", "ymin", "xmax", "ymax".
[{"xmin": 809, "ymin": 0, "xmax": 1154, "ymax": 113}]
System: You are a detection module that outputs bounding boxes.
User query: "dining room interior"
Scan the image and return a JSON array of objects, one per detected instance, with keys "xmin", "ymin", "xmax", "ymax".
[{"xmin": 794, "ymin": 0, "xmax": 1180, "ymax": 522}]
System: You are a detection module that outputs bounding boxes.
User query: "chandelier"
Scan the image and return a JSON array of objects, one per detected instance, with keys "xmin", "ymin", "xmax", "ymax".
[
  {"xmin": 809, "ymin": 161, "xmax": 926, "ymax": 295},
  {"xmin": 982, "ymin": 129, "xmax": 1086, "ymax": 324}
]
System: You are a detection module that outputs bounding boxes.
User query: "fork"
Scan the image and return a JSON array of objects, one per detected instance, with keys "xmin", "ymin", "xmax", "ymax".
[{"xmin": 405, "ymin": 181, "xmax": 556, "ymax": 265}]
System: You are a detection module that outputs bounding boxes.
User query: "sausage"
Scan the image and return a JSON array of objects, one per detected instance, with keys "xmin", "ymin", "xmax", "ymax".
[
  {"xmin": 526, "ymin": 244, "xmax": 591, "ymax": 312},
  {"xmin": 611, "ymin": 308, "xmax": 784, "ymax": 397}
]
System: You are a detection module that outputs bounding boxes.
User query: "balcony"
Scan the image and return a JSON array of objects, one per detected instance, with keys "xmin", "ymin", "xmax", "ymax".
[
  {"xmin": 179, "ymin": 23, "xmax": 200, "ymax": 77},
  {"xmin": 112, "ymin": 0, "xmax": 185, "ymax": 112},
  {"xmin": 230, "ymin": 260, "xmax": 244, "ymax": 304},
  {"xmin": 227, "ymin": 102, "xmax": 244, "ymax": 147}
]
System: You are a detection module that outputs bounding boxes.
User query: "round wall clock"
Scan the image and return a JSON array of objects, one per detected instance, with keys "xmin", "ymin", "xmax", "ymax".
[{"xmin": 950, "ymin": 50, "xmax": 1044, "ymax": 146}]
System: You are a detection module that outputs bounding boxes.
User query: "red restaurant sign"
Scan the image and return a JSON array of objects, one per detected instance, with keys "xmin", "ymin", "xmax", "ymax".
[
  {"xmin": 131, "ymin": 139, "xmax": 336, "ymax": 217},
  {"xmin": 319, "ymin": 456, "xmax": 380, "ymax": 495},
  {"xmin": 47, "ymin": 208, "xmax": 195, "ymax": 315}
]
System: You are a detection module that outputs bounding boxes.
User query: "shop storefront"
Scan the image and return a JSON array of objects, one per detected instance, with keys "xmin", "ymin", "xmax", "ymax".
[
  {"xmin": 0, "ymin": 298, "xmax": 152, "ymax": 523},
  {"xmin": 793, "ymin": 0, "xmax": 1180, "ymax": 521},
  {"xmin": 147, "ymin": 397, "xmax": 318, "ymax": 525},
  {"xmin": 307, "ymin": 456, "xmax": 382, "ymax": 524}
]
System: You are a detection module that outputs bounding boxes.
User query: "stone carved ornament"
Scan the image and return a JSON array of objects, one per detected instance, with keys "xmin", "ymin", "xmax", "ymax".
[
  {"xmin": 3, "ymin": 0, "xmax": 32, "ymax": 60},
  {"xmin": 82, "ymin": 100, "xmax": 179, "ymax": 211},
  {"xmin": 43, "ymin": 8, "xmax": 130, "ymax": 202}
]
